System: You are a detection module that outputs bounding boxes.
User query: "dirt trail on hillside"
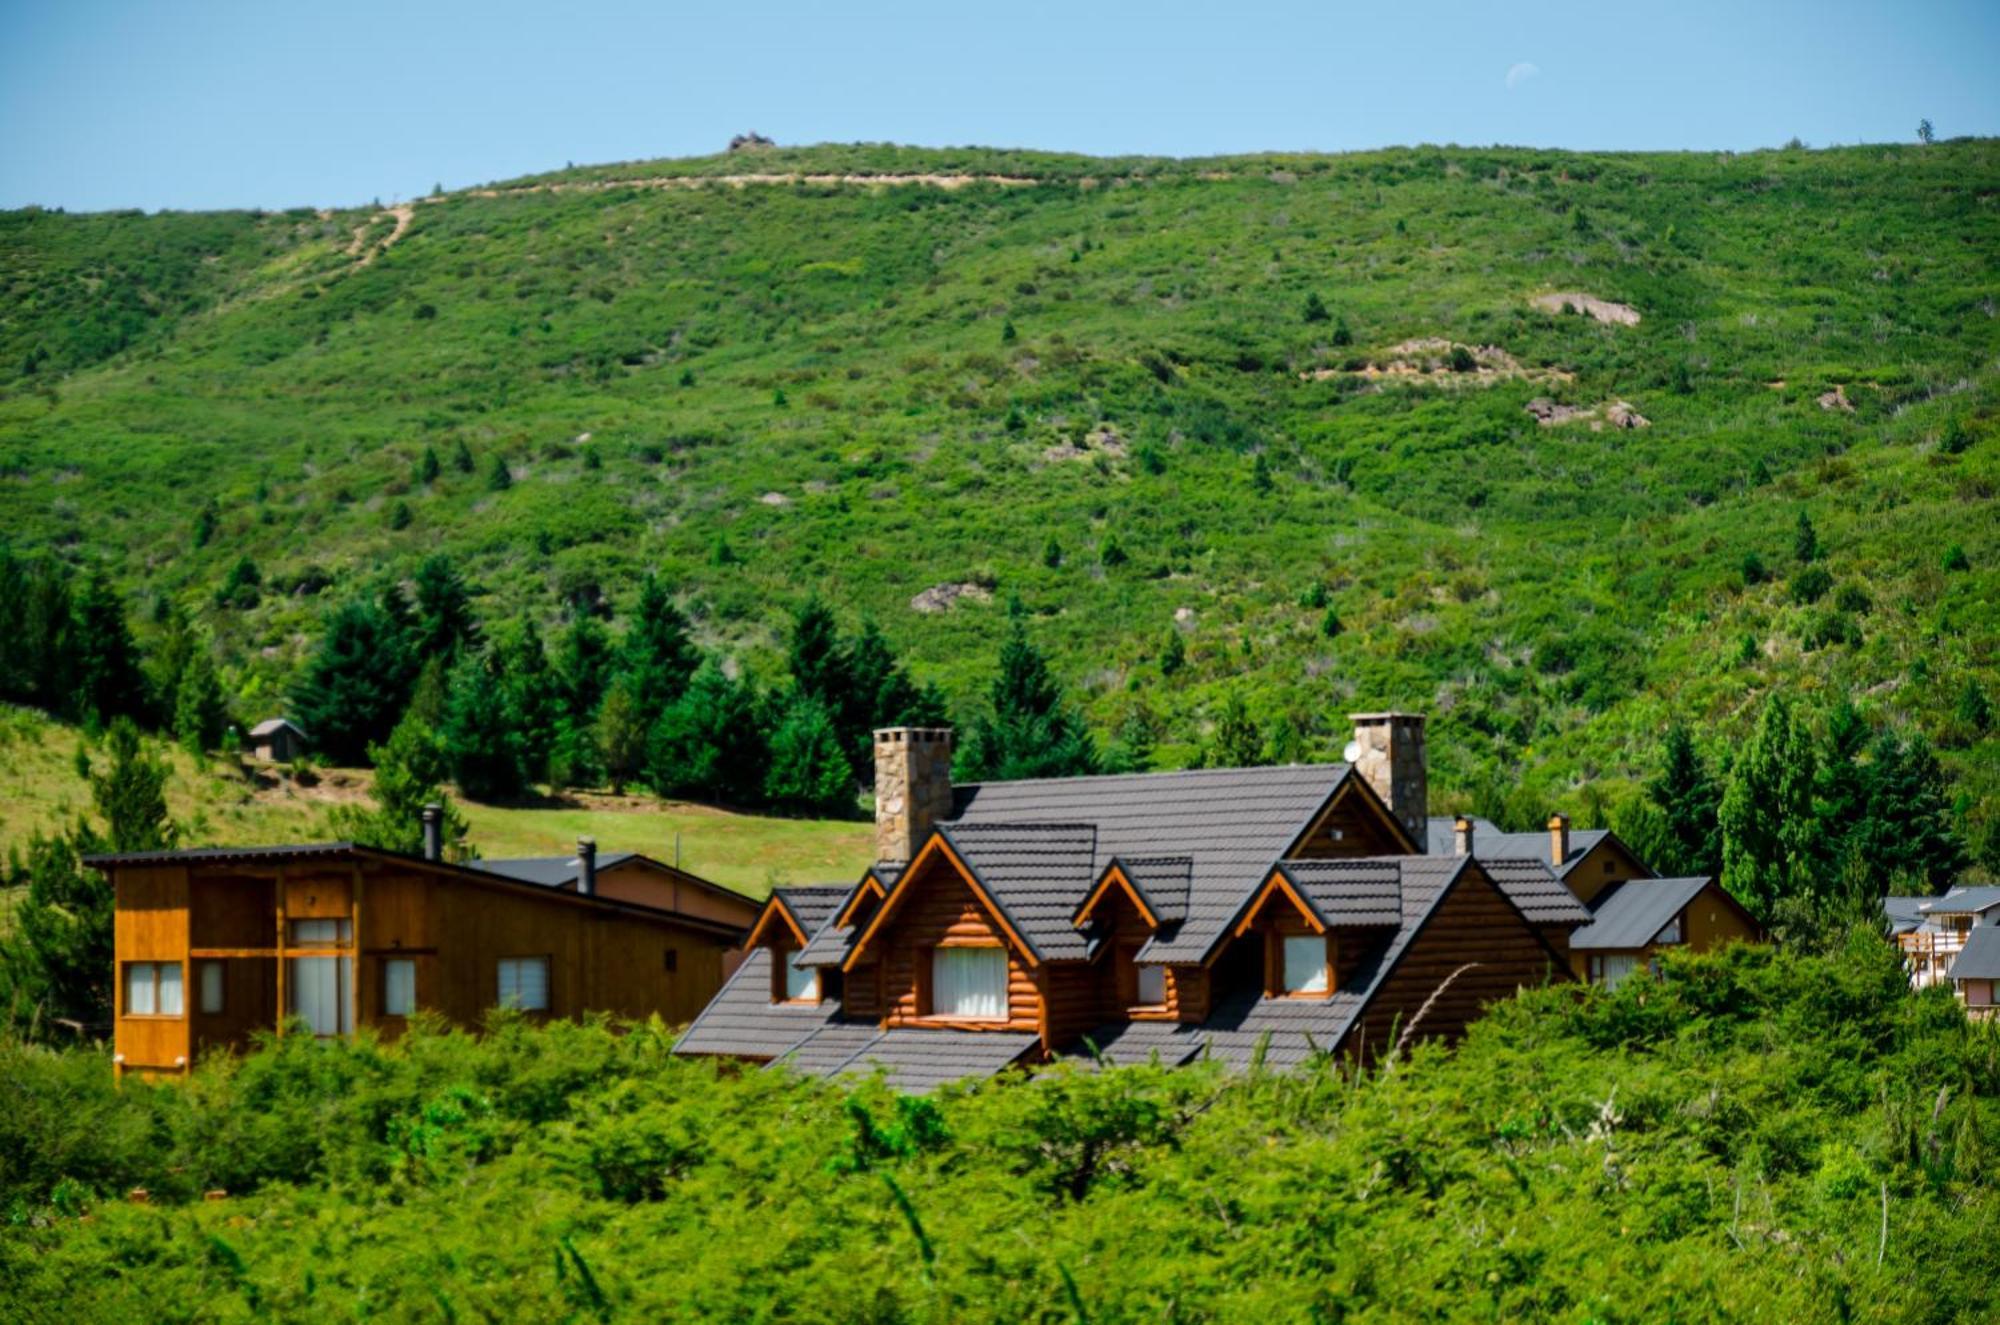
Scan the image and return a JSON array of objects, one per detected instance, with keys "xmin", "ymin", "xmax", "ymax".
[{"xmin": 348, "ymin": 205, "xmax": 415, "ymax": 265}]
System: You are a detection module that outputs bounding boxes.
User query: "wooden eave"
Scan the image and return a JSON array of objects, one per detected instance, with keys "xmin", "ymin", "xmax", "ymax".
[
  {"xmin": 1282, "ymin": 771, "xmax": 1420, "ymax": 858},
  {"xmin": 745, "ymin": 896, "xmax": 811, "ymax": 949},
  {"xmin": 832, "ymin": 873, "xmax": 889, "ymax": 928},
  {"xmin": 841, "ymin": 830, "xmax": 1041, "ymax": 973},
  {"xmin": 1072, "ymin": 861, "xmax": 1160, "ymax": 929}
]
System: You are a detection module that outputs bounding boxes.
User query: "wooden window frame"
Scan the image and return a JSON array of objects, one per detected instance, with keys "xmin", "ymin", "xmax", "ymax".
[
  {"xmin": 198, "ymin": 959, "xmax": 226, "ymax": 1015},
  {"xmin": 122, "ymin": 960, "xmax": 185, "ymax": 1019},
  {"xmin": 922, "ymin": 941, "xmax": 1010, "ymax": 1023},
  {"xmin": 496, "ymin": 955, "xmax": 552, "ymax": 1012},
  {"xmin": 1267, "ymin": 932, "xmax": 1334, "ymax": 999},
  {"xmin": 772, "ymin": 947, "xmax": 819, "ymax": 1004},
  {"xmin": 382, "ymin": 957, "xmax": 417, "ymax": 1018}
]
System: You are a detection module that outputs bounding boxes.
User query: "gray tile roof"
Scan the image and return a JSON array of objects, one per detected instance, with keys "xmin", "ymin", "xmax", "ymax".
[
  {"xmin": 1948, "ymin": 926, "xmax": 2000, "ymax": 982},
  {"xmin": 1920, "ymin": 887, "xmax": 2000, "ymax": 916},
  {"xmin": 1116, "ymin": 855, "xmax": 1194, "ymax": 924},
  {"xmin": 1882, "ymin": 895, "xmax": 1929, "ymax": 935},
  {"xmin": 471, "ymin": 853, "xmax": 639, "ymax": 889},
  {"xmin": 1422, "ymin": 816, "xmax": 1613, "ymax": 878},
  {"xmin": 948, "ymin": 763, "xmax": 1354, "ymax": 963},
  {"xmin": 1478, "ymin": 857, "xmax": 1594, "ymax": 926},
  {"xmin": 834, "ymin": 1029, "xmax": 1038, "ymax": 1092},
  {"xmin": 770, "ymin": 884, "xmax": 853, "ymax": 942},
  {"xmin": 937, "ymin": 822, "xmax": 1100, "ymax": 961},
  {"xmin": 771, "ymin": 1021, "xmax": 886, "ymax": 1076},
  {"xmin": 1275, "ymin": 859, "xmax": 1405, "ymax": 927},
  {"xmin": 795, "ymin": 922, "xmax": 858, "ymax": 969},
  {"xmin": 1067, "ymin": 1019, "xmax": 1207, "ymax": 1069},
  {"xmin": 672, "ymin": 948, "xmax": 844, "ymax": 1060},
  {"xmin": 1569, "ymin": 877, "xmax": 1711, "ymax": 951}
]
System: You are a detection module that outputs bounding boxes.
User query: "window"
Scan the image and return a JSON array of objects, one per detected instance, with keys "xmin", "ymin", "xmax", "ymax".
[
  {"xmin": 288, "ymin": 957, "xmax": 352, "ymax": 1036},
  {"xmin": 782, "ymin": 957, "xmax": 818, "ymax": 1002},
  {"xmin": 123, "ymin": 962, "xmax": 183, "ymax": 1016},
  {"xmin": 198, "ymin": 961, "xmax": 225, "ymax": 1014},
  {"xmin": 1653, "ymin": 914, "xmax": 1683, "ymax": 945},
  {"xmin": 497, "ymin": 957, "xmax": 550, "ymax": 1011},
  {"xmin": 1281, "ymin": 935, "xmax": 1329, "ymax": 995},
  {"xmin": 931, "ymin": 946, "xmax": 1008, "ymax": 1020},
  {"xmin": 290, "ymin": 918, "xmax": 351, "ymax": 946},
  {"xmin": 383, "ymin": 958, "xmax": 416, "ymax": 1017},
  {"xmin": 1594, "ymin": 953, "xmax": 1640, "ymax": 990},
  {"xmin": 1135, "ymin": 962, "xmax": 1167, "ymax": 1007}
]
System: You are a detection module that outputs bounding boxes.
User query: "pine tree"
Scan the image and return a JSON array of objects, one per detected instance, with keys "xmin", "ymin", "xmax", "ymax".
[
  {"xmin": 1043, "ymin": 536, "xmax": 1063, "ymax": 569},
  {"xmin": 559, "ymin": 610, "xmax": 613, "ymax": 720},
  {"xmin": 596, "ymin": 677, "xmax": 649, "ymax": 796},
  {"xmin": 91, "ymin": 719, "xmax": 176, "ymax": 853},
  {"xmin": 1956, "ymin": 677, "xmax": 1993, "ymax": 736},
  {"xmin": 786, "ymin": 597, "xmax": 849, "ymax": 708},
  {"xmin": 1251, "ymin": 452, "xmax": 1273, "ymax": 495},
  {"xmin": 621, "ymin": 574, "xmax": 700, "ymax": 731},
  {"xmin": 326, "ymin": 702, "xmax": 466, "ymax": 857},
  {"xmin": 1160, "ymin": 628, "xmax": 1186, "ymax": 677},
  {"xmin": 1211, "ymin": 694, "xmax": 1264, "ymax": 768},
  {"xmin": 416, "ymin": 446, "xmax": 441, "ymax": 485},
  {"xmin": 411, "ymin": 554, "xmax": 481, "ymax": 662},
  {"xmin": 0, "ymin": 829, "xmax": 115, "ymax": 1037},
  {"xmin": 496, "ymin": 618, "xmax": 560, "ymax": 782},
  {"xmin": 70, "ymin": 570, "xmax": 146, "ymax": 727},
  {"xmin": 439, "ymin": 648, "xmax": 527, "ymax": 801},
  {"xmin": 1793, "ymin": 509, "xmax": 1820, "ymax": 563},
  {"xmin": 1647, "ymin": 724, "xmax": 1720, "ymax": 877},
  {"xmin": 1847, "ymin": 731, "xmax": 1967, "ymax": 893},
  {"xmin": 763, "ymin": 694, "xmax": 857, "ymax": 815},
  {"xmin": 451, "ymin": 438, "xmax": 475, "ymax": 474},
  {"xmin": 291, "ymin": 595, "xmax": 416, "ymax": 765},
  {"xmin": 1719, "ymin": 693, "xmax": 1817, "ymax": 916},
  {"xmin": 959, "ymin": 607, "xmax": 1098, "ymax": 781},
  {"xmin": 172, "ymin": 646, "xmax": 229, "ymax": 755},
  {"xmin": 1302, "ymin": 292, "xmax": 1330, "ymax": 324},
  {"xmin": 646, "ymin": 661, "xmax": 767, "ymax": 805},
  {"xmin": 487, "ymin": 454, "xmax": 513, "ymax": 491}
]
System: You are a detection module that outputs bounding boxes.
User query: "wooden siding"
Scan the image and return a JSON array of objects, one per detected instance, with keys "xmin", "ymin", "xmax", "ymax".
[
  {"xmin": 1682, "ymin": 883, "xmax": 1761, "ymax": 953},
  {"xmin": 113, "ymin": 865, "xmax": 191, "ymax": 1074},
  {"xmin": 1288, "ymin": 782, "xmax": 1412, "ymax": 858},
  {"xmin": 1340, "ymin": 865, "xmax": 1568, "ymax": 1061},
  {"xmin": 591, "ymin": 860, "xmax": 761, "ymax": 929},
  {"xmin": 874, "ymin": 860, "xmax": 1039, "ymax": 1033},
  {"xmin": 1563, "ymin": 839, "xmax": 1649, "ymax": 907}
]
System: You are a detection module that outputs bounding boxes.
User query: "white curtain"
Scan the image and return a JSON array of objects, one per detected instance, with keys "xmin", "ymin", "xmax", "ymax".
[
  {"xmin": 383, "ymin": 959, "xmax": 416, "ymax": 1017},
  {"xmin": 1599, "ymin": 954, "xmax": 1639, "ymax": 990},
  {"xmin": 932, "ymin": 947, "xmax": 1007, "ymax": 1019},
  {"xmin": 289, "ymin": 957, "xmax": 351, "ymax": 1035},
  {"xmin": 498, "ymin": 958, "xmax": 550, "ymax": 1011},
  {"xmin": 1282, "ymin": 935, "xmax": 1328, "ymax": 994}
]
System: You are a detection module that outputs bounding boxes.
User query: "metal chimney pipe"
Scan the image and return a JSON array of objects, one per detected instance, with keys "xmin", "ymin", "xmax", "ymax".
[
  {"xmin": 421, "ymin": 804, "xmax": 442, "ymax": 861},
  {"xmin": 577, "ymin": 837, "xmax": 597, "ymax": 896},
  {"xmin": 1453, "ymin": 815, "xmax": 1475, "ymax": 857}
]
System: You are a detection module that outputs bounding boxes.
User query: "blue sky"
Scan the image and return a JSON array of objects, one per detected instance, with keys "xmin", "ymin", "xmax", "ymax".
[{"xmin": 3, "ymin": 0, "xmax": 1996, "ymax": 212}]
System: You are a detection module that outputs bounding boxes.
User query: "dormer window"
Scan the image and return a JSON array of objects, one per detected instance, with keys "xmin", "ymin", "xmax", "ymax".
[
  {"xmin": 1281, "ymin": 935, "xmax": 1330, "ymax": 996},
  {"xmin": 1135, "ymin": 962, "xmax": 1167, "ymax": 1007},
  {"xmin": 930, "ymin": 945, "xmax": 1007, "ymax": 1020},
  {"xmin": 776, "ymin": 952, "xmax": 819, "ymax": 1003}
]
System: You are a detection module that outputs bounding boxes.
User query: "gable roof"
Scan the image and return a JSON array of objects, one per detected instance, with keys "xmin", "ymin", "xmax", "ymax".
[
  {"xmin": 1920, "ymin": 887, "xmax": 2000, "ymax": 917},
  {"xmin": 248, "ymin": 718, "xmax": 304, "ymax": 738},
  {"xmin": 1948, "ymin": 926, "xmax": 2000, "ymax": 982},
  {"xmin": 934, "ymin": 822, "xmax": 1099, "ymax": 961},
  {"xmin": 1569, "ymin": 877, "xmax": 1711, "ymax": 951},
  {"xmin": 1477, "ymin": 858, "xmax": 1594, "ymax": 926},
  {"xmin": 1882, "ymin": 894, "xmax": 1930, "ymax": 934},
  {"xmin": 1422, "ymin": 815, "xmax": 1616, "ymax": 878},
  {"xmin": 948, "ymin": 763, "xmax": 1358, "ymax": 963},
  {"xmin": 471, "ymin": 852, "xmax": 639, "ymax": 889},
  {"xmin": 1272, "ymin": 859, "xmax": 1407, "ymax": 928}
]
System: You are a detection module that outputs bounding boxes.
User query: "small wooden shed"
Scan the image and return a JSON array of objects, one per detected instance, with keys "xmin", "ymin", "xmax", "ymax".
[{"xmin": 246, "ymin": 718, "xmax": 306, "ymax": 763}]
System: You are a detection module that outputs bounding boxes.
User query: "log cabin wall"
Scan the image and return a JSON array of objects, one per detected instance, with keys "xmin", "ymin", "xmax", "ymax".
[
  {"xmin": 1339, "ymin": 866, "xmax": 1569, "ymax": 1061},
  {"xmin": 875, "ymin": 864, "xmax": 1040, "ymax": 1032},
  {"xmin": 1287, "ymin": 784, "xmax": 1412, "ymax": 859}
]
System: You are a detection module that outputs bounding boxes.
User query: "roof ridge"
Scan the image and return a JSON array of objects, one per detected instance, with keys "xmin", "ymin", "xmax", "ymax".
[{"xmin": 956, "ymin": 761, "xmax": 1349, "ymax": 793}]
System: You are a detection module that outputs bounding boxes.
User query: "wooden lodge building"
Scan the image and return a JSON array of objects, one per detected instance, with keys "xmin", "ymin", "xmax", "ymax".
[
  {"xmin": 89, "ymin": 823, "xmax": 758, "ymax": 1078},
  {"xmin": 674, "ymin": 715, "xmax": 1766, "ymax": 1090}
]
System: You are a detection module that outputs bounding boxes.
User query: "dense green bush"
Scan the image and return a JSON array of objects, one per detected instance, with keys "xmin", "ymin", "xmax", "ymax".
[{"xmin": 1, "ymin": 941, "xmax": 1994, "ymax": 1320}]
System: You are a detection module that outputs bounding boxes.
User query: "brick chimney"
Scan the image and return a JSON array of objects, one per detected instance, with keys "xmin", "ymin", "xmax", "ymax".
[
  {"xmin": 1453, "ymin": 815, "xmax": 1475, "ymax": 857},
  {"xmin": 874, "ymin": 728, "xmax": 954, "ymax": 865},
  {"xmin": 577, "ymin": 837, "xmax": 597, "ymax": 896},
  {"xmin": 1548, "ymin": 813, "xmax": 1571, "ymax": 867},
  {"xmin": 1347, "ymin": 713, "xmax": 1429, "ymax": 846}
]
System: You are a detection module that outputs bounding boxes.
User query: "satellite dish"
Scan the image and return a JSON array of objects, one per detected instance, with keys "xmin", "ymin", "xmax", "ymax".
[{"xmin": 1342, "ymin": 741, "xmax": 1362, "ymax": 763}]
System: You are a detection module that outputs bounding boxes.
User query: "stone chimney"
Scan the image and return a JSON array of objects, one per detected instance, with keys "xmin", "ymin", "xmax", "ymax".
[
  {"xmin": 577, "ymin": 837, "xmax": 597, "ymax": 896},
  {"xmin": 1347, "ymin": 713, "xmax": 1428, "ymax": 846},
  {"xmin": 1453, "ymin": 815, "xmax": 1475, "ymax": 857},
  {"xmin": 421, "ymin": 804, "xmax": 442, "ymax": 862},
  {"xmin": 874, "ymin": 728, "xmax": 954, "ymax": 865},
  {"xmin": 1548, "ymin": 813, "xmax": 1571, "ymax": 867}
]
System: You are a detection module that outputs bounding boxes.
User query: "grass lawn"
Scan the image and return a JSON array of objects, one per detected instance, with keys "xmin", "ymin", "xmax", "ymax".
[{"xmin": 0, "ymin": 706, "xmax": 870, "ymax": 899}]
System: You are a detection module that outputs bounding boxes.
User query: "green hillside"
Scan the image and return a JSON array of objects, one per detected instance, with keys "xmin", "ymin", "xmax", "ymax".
[{"xmin": 1, "ymin": 141, "xmax": 1995, "ymax": 841}]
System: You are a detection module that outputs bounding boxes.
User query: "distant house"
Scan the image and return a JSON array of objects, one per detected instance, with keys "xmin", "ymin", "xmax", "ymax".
[
  {"xmin": 246, "ymin": 718, "xmax": 306, "ymax": 763},
  {"xmin": 676, "ymin": 716, "xmax": 1609, "ymax": 1090},
  {"xmin": 1888, "ymin": 887, "xmax": 2000, "ymax": 990},
  {"xmin": 86, "ymin": 825, "xmax": 753, "ymax": 1079},
  {"xmin": 1946, "ymin": 927, "xmax": 2000, "ymax": 1020},
  {"xmin": 1423, "ymin": 814, "xmax": 1652, "ymax": 908}
]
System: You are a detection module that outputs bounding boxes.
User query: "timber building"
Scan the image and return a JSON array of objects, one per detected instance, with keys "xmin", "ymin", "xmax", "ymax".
[
  {"xmin": 89, "ymin": 823, "xmax": 757, "ymax": 1078},
  {"xmin": 674, "ymin": 715, "xmax": 1766, "ymax": 1090}
]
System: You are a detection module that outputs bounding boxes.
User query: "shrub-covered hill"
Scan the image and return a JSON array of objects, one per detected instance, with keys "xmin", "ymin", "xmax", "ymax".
[
  {"xmin": 0, "ymin": 939, "xmax": 1994, "ymax": 1321},
  {"xmin": 1, "ymin": 140, "xmax": 1996, "ymax": 824}
]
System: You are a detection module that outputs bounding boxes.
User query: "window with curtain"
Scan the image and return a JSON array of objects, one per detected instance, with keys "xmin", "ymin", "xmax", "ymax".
[
  {"xmin": 1135, "ymin": 962, "xmax": 1167, "ymax": 1006},
  {"xmin": 1595, "ymin": 953, "xmax": 1640, "ymax": 989},
  {"xmin": 782, "ymin": 956, "xmax": 818, "ymax": 1002},
  {"xmin": 1281, "ymin": 935, "xmax": 1329, "ymax": 995},
  {"xmin": 124, "ymin": 962, "xmax": 184, "ymax": 1016},
  {"xmin": 289, "ymin": 918, "xmax": 351, "ymax": 946},
  {"xmin": 931, "ymin": 946, "xmax": 1008, "ymax": 1019},
  {"xmin": 198, "ymin": 961, "xmax": 225, "ymax": 1014},
  {"xmin": 383, "ymin": 958, "xmax": 416, "ymax": 1017},
  {"xmin": 287, "ymin": 957, "xmax": 351, "ymax": 1036},
  {"xmin": 497, "ymin": 957, "xmax": 550, "ymax": 1011}
]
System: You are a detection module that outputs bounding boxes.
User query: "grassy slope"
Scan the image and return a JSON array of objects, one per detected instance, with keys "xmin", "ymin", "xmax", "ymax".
[
  {"xmin": 0, "ymin": 708, "xmax": 870, "ymax": 897},
  {"xmin": 1, "ymin": 141, "xmax": 1995, "ymax": 834}
]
